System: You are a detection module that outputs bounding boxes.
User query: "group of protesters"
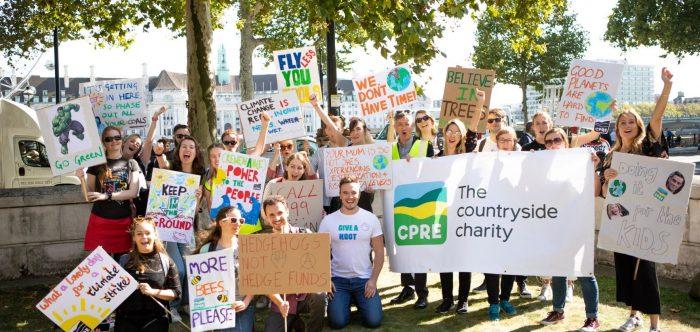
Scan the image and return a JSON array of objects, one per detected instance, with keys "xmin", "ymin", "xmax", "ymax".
[{"xmin": 76, "ymin": 67, "xmax": 674, "ymax": 332}]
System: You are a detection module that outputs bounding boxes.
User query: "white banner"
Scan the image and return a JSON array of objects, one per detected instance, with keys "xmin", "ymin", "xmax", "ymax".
[
  {"xmin": 323, "ymin": 143, "xmax": 392, "ymax": 197},
  {"xmin": 383, "ymin": 149, "xmax": 595, "ymax": 276},
  {"xmin": 597, "ymin": 153, "xmax": 693, "ymax": 264},
  {"xmin": 236, "ymin": 92, "xmax": 306, "ymax": 148},
  {"xmin": 186, "ymin": 249, "xmax": 237, "ymax": 332}
]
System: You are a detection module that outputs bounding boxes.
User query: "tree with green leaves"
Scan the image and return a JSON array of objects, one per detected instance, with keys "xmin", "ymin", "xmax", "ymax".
[
  {"xmin": 472, "ymin": 1, "xmax": 589, "ymax": 123},
  {"xmin": 606, "ymin": 0, "xmax": 700, "ymax": 59}
]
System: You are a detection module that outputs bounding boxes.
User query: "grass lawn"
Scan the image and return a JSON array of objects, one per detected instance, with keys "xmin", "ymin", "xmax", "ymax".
[{"xmin": 4, "ymin": 264, "xmax": 700, "ymax": 331}]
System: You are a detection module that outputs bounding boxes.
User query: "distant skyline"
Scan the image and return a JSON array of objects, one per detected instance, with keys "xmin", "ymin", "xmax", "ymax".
[{"xmin": 1, "ymin": 1, "xmax": 698, "ymax": 108}]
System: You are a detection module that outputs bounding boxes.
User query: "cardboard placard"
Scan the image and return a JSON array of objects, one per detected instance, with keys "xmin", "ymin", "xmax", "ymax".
[
  {"xmin": 146, "ymin": 168, "xmax": 201, "ymax": 244},
  {"xmin": 439, "ymin": 67, "xmax": 495, "ymax": 133},
  {"xmin": 36, "ymin": 96, "xmax": 106, "ymax": 176},
  {"xmin": 353, "ymin": 64, "xmax": 417, "ymax": 117},
  {"xmin": 597, "ymin": 153, "xmax": 694, "ymax": 264},
  {"xmin": 264, "ymin": 179, "xmax": 324, "ymax": 232},
  {"xmin": 236, "ymin": 91, "xmax": 306, "ymax": 148},
  {"xmin": 238, "ymin": 233, "xmax": 331, "ymax": 295},
  {"xmin": 186, "ymin": 249, "xmax": 237, "ymax": 332},
  {"xmin": 323, "ymin": 143, "xmax": 393, "ymax": 196},
  {"xmin": 557, "ymin": 60, "xmax": 624, "ymax": 132},
  {"xmin": 273, "ymin": 47, "xmax": 322, "ymax": 104},
  {"xmin": 79, "ymin": 78, "xmax": 148, "ymax": 130},
  {"xmin": 36, "ymin": 247, "xmax": 138, "ymax": 331}
]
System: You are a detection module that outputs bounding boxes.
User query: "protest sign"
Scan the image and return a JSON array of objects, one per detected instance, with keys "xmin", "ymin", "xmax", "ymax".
[
  {"xmin": 36, "ymin": 247, "xmax": 137, "ymax": 331},
  {"xmin": 186, "ymin": 249, "xmax": 236, "ymax": 332},
  {"xmin": 146, "ymin": 169, "xmax": 201, "ymax": 244},
  {"xmin": 238, "ymin": 233, "xmax": 331, "ymax": 295},
  {"xmin": 597, "ymin": 153, "xmax": 693, "ymax": 264},
  {"xmin": 439, "ymin": 67, "xmax": 495, "ymax": 132},
  {"xmin": 353, "ymin": 64, "xmax": 417, "ymax": 117},
  {"xmin": 36, "ymin": 96, "xmax": 106, "ymax": 176},
  {"xmin": 323, "ymin": 143, "xmax": 392, "ymax": 196},
  {"xmin": 210, "ymin": 151, "xmax": 268, "ymax": 234},
  {"xmin": 236, "ymin": 91, "xmax": 306, "ymax": 148},
  {"xmin": 273, "ymin": 47, "xmax": 322, "ymax": 104},
  {"xmin": 264, "ymin": 179, "xmax": 324, "ymax": 232},
  {"xmin": 382, "ymin": 149, "xmax": 595, "ymax": 276},
  {"xmin": 79, "ymin": 78, "xmax": 148, "ymax": 130},
  {"xmin": 557, "ymin": 60, "xmax": 624, "ymax": 133}
]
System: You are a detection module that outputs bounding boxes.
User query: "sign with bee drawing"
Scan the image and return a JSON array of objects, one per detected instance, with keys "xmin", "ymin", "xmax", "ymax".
[{"xmin": 185, "ymin": 248, "xmax": 236, "ymax": 332}]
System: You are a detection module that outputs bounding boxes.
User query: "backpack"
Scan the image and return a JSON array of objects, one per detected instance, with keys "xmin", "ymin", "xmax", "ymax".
[{"xmin": 478, "ymin": 139, "xmax": 487, "ymax": 152}]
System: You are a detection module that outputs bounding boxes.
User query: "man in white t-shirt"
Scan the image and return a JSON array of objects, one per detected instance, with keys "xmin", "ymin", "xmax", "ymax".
[
  {"xmin": 477, "ymin": 108, "xmax": 521, "ymax": 152},
  {"xmin": 318, "ymin": 175, "xmax": 384, "ymax": 329}
]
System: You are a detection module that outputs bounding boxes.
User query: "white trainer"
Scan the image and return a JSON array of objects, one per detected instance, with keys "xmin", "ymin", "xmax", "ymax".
[
  {"xmin": 538, "ymin": 284, "xmax": 552, "ymax": 301},
  {"xmin": 618, "ymin": 316, "xmax": 643, "ymax": 332},
  {"xmin": 566, "ymin": 284, "xmax": 574, "ymax": 302}
]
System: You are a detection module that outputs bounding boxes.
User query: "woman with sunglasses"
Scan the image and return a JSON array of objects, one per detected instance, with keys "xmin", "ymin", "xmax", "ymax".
[
  {"xmin": 221, "ymin": 129, "xmax": 240, "ymax": 152},
  {"xmin": 414, "ymin": 110, "xmax": 439, "ymax": 155},
  {"xmin": 81, "ymin": 126, "xmax": 140, "ymax": 257},
  {"xmin": 537, "ymin": 127, "xmax": 602, "ymax": 331},
  {"xmin": 477, "ymin": 109, "xmax": 521, "ymax": 152},
  {"xmin": 115, "ymin": 216, "xmax": 180, "ymax": 332},
  {"xmin": 195, "ymin": 206, "xmax": 256, "ymax": 332},
  {"xmin": 433, "ymin": 90, "xmax": 484, "ymax": 315}
]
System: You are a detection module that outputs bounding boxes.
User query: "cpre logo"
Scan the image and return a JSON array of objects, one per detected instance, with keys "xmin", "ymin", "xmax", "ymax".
[{"xmin": 394, "ymin": 181, "xmax": 447, "ymax": 245}]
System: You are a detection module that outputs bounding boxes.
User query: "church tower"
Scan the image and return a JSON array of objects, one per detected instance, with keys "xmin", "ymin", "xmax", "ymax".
[{"xmin": 216, "ymin": 44, "xmax": 230, "ymax": 85}]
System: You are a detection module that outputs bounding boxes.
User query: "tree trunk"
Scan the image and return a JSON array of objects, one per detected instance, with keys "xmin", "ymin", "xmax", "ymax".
[
  {"xmin": 520, "ymin": 83, "xmax": 529, "ymax": 125},
  {"xmin": 185, "ymin": 0, "xmax": 216, "ymax": 147},
  {"xmin": 239, "ymin": 2, "xmax": 262, "ymax": 102}
]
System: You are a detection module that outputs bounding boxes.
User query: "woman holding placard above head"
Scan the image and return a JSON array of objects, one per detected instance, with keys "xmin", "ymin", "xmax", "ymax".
[
  {"xmin": 115, "ymin": 216, "xmax": 180, "ymax": 332},
  {"xmin": 195, "ymin": 206, "xmax": 256, "ymax": 332},
  {"xmin": 79, "ymin": 126, "xmax": 140, "ymax": 258},
  {"xmin": 601, "ymin": 67, "xmax": 673, "ymax": 332},
  {"xmin": 432, "ymin": 90, "xmax": 483, "ymax": 316},
  {"xmin": 537, "ymin": 127, "xmax": 602, "ymax": 331}
]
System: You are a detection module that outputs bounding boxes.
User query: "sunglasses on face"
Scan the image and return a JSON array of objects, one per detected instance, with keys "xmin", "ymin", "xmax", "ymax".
[
  {"xmin": 175, "ymin": 134, "xmax": 189, "ymax": 139},
  {"xmin": 487, "ymin": 118, "xmax": 502, "ymax": 124},
  {"xmin": 103, "ymin": 135, "xmax": 122, "ymax": 143},
  {"xmin": 223, "ymin": 217, "xmax": 245, "ymax": 224},
  {"xmin": 223, "ymin": 140, "xmax": 237, "ymax": 146},
  {"xmin": 415, "ymin": 115, "xmax": 431, "ymax": 124},
  {"xmin": 280, "ymin": 144, "xmax": 294, "ymax": 150},
  {"xmin": 445, "ymin": 130, "xmax": 462, "ymax": 137},
  {"xmin": 545, "ymin": 137, "xmax": 564, "ymax": 146}
]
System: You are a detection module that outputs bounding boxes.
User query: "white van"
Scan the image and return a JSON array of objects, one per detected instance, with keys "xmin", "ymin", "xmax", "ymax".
[{"xmin": 0, "ymin": 98, "xmax": 80, "ymax": 188}]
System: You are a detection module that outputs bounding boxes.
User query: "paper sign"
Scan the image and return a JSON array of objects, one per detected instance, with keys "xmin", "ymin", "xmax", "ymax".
[
  {"xmin": 323, "ymin": 143, "xmax": 393, "ymax": 196},
  {"xmin": 439, "ymin": 67, "xmax": 495, "ymax": 133},
  {"xmin": 236, "ymin": 92, "xmax": 306, "ymax": 148},
  {"xmin": 146, "ymin": 169, "xmax": 201, "ymax": 244},
  {"xmin": 238, "ymin": 233, "xmax": 331, "ymax": 295},
  {"xmin": 36, "ymin": 96, "xmax": 106, "ymax": 176},
  {"xmin": 186, "ymin": 249, "xmax": 237, "ymax": 332},
  {"xmin": 79, "ymin": 78, "xmax": 148, "ymax": 130},
  {"xmin": 597, "ymin": 153, "xmax": 693, "ymax": 264},
  {"xmin": 36, "ymin": 247, "xmax": 138, "ymax": 331},
  {"xmin": 273, "ymin": 47, "xmax": 322, "ymax": 104},
  {"xmin": 557, "ymin": 60, "xmax": 624, "ymax": 132},
  {"xmin": 383, "ymin": 149, "xmax": 595, "ymax": 276},
  {"xmin": 264, "ymin": 179, "xmax": 324, "ymax": 232},
  {"xmin": 353, "ymin": 64, "xmax": 417, "ymax": 117},
  {"xmin": 210, "ymin": 151, "xmax": 268, "ymax": 234}
]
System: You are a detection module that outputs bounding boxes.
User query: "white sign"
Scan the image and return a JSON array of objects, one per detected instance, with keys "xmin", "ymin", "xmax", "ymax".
[
  {"xmin": 273, "ymin": 47, "xmax": 322, "ymax": 104},
  {"xmin": 323, "ymin": 143, "xmax": 392, "ymax": 197},
  {"xmin": 186, "ymin": 249, "xmax": 237, "ymax": 332},
  {"xmin": 236, "ymin": 91, "xmax": 306, "ymax": 147},
  {"xmin": 383, "ymin": 150, "xmax": 595, "ymax": 276},
  {"xmin": 146, "ymin": 169, "xmax": 201, "ymax": 244},
  {"xmin": 36, "ymin": 247, "xmax": 138, "ymax": 331},
  {"xmin": 36, "ymin": 96, "xmax": 106, "ymax": 176},
  {"xmin": 353, "ymin": 64, "xmax": 417, "ymax": 117},
  {"xmin": 597, "ymin": 153, "xmax": 693, "ymax": 264},
  {"xmin": 557, "ymin": 59, "xmax": 624, "ymax": 132},
  {"xmin": 79, "ymin": 78, "xmax": 148, "ymax": 130}
]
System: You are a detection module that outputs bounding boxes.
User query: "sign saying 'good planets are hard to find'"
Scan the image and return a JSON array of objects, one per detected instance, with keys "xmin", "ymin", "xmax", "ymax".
[
  {"xmin": 146, "ymin": 168, "xmax": 201, "ymax": 245},
  {"xmin": 353, "ymin": 64, "xmax": 417, "ymax": 117},
  {"xmin": 323, "ymin": 143, "xmax": 392, "ymax": 196},
  {"xmin": 383, "ymin": 149, "xmax": 595, "ymax": 277},
  {"xmin": 273, "ymin": 47, "xmax": 322, "ymax": 104},
  {"xmin": 597, "ymin": 153, "xmax": 694, "ymax": 264},
  {"xmin": 186, "ymin": 249, "xmax": 236, "ymax": 332}
]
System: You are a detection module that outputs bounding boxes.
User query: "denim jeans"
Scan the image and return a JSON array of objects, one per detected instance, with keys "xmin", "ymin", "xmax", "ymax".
[
  {"xmin": 165, "ymin": 241, "xmax": 193, "ymax": 310},
  {"xmin": 328, "ymin": 277, "xmax": 382, "ymax": 329},
  {"xmin": 552, "ymin": 276, "xmax": 599, "ymax": 319},
  {"xmin": 217, "ymin": 303, "xmax": 255, "ymax": 332}
]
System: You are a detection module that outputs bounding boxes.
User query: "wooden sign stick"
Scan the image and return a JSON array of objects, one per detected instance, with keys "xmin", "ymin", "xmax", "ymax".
[
  {"xmin": 633, "ymin": 258, "xmax": 641, "ymax": 281},
  {"xmin": 79, "ymin": 176, "xmax": 89, "ymax": 202}
]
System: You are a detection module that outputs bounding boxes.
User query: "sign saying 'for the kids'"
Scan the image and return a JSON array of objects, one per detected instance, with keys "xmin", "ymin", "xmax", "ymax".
[
  {"xmin": 353, "ymin": 64, "xmax": 417, "ymax": 117},
  {"xmin": 273, "ymin": 47, "xmax": 322, "ymax": 104}
]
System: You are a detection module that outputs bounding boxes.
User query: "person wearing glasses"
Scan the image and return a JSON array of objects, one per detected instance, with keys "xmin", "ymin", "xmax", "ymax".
[
  {"xmin": 221, "ymin": 129, "xmax": 241, "ymax": 152},
  {"xmin": 80, "ymin": 126, "xmax": 140, "ymax": 258},
  {"xmin": 267, "ymin": 140, "xmax": 298, "ymax": 180},
  {"xmin": 476, "ymin": 109, "xmax": 521, "ymax": 152},
  {"xmin": 195, "ymin": 206, "xmax": 256, "ymax": 332},
  {"xmin": 414, "ymin": 110, "xmax": 440, "ymax": 155}
]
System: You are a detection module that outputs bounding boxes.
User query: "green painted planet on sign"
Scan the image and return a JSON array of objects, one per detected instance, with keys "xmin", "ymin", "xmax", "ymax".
[
  {"xmin": 373, "ymin": 155, "xmax": 388, "ymax": 170},
  {"xmin": 585, "ymin": 91, "xmax": 614, "ymax": 119},
  {"xmin": 386, "ymin": 67, "xmax": 412, "ymax": 92}
]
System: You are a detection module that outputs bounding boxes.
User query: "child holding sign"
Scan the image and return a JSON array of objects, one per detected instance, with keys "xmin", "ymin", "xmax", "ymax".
[{"xmin": 601, "ymin": 68, "xmax": 673, "ymax": 332}]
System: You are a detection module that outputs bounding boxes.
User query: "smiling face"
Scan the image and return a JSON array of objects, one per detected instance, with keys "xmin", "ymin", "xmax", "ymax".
[
  {"xmin": 134, "ymin": 222, "xmax": 156, "ymax": 254},
  {"xmin": 174, "ymin": 127, "xmax": 191, "ymax": 145},
  {"xmin": 102, "ymin": 128, "xmax": 123, "ymax": 153},
  {"xmin": 395, "ymin": 116, "xmax": 413, "ymax": 142},
  {"xmin": 444, "ymin": 123, "xmax": 463, "ymax": 152},
  {"xmin": 264, "ymin": 202, "xmax": 289, "ymax": 233},
  {"xmin": 415, "ymin": 111, "xmax": 433, "ymax": 136},
  {"xmin": 350, "ymin": 121, "xmax": 366, "ymax": 145},
  {"xmin": 667, "ymin": 174, "xmax": 684, "ymax": 193},
  {"xmin": 340, "ymin": 181, "xmax": 361, "ymax": 212},
  {"xmin": 209, "ymin": 147, "xmax": 223, "ymax": 170},
  {"xmin": 219, "ymin": 208, "xmax": 243, "ymax": 235},
  {"xmin": 279, "ymin": 139, "xmax": 295, "ymax": 159},
  {"xmin": 285, "ymin": 158, "xmax": 305, "ymax": 181},
  {"xmin": 608, "ymin": 204, "xmax": 621, "ymax": 218},
  {"xmin": 545, "ymin": 132, "xmax": 566, "ymax": 150},
  {"xmin": 616, "ymin": 112, "xmax": 642, "ymax": 143},
  {"xmin": 497, "ymin": 132, "xmax": 516, "ymax": 151},
  {"xmin": 532, "ymin": 115, "xmax": 552, "ymax": 140},
  {"xmin": 123, "ymin": 136, "xmax": 142, "ymax": 156},
  {"xmin": 179, "ymin": 139, "xmax": 197, "ymax": 165},
  {"xmin": 487, "ymin": 113, "xmax": 503, "ymax": 133}
]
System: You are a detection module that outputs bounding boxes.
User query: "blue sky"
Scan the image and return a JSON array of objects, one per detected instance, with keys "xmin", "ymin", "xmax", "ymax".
[{"xmin": 2, "ymin": 1, "xmax": 698, "ymax": 107}]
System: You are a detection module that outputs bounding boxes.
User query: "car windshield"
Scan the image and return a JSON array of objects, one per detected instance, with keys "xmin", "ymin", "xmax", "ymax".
[{"xmin": 19, "ymin": 140, "xmax": 51, "ymax": 167}]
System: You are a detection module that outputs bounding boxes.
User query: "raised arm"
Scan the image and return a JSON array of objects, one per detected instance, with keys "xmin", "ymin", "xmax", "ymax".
[
  {"xmin": 140, "ymin": 106, "xmax": 167, "ymax": 164},
  {"xmin": 247, "ymin": 111, "xmax": 271, "ymax": 157},
  {"xmin": 153, "ymin": 141, "xmax": 170, "ymax": 169},
  {"xmin": 571, "ymin": 130, "xmax": 600, "ymax": 148},
  {"xmin": 310, "ymin": 93, "xmax": 346, "ymax": 147},
  {"xmin": 387, "ymin": 111, "xmax": 395, "ymax": 143},
  {"xmin": 469, "ymin": 89, "xmax": 486, "ymax": 132},
  {"xmin": 650, "ymin": 67, "xmax": 673, "ymax": 139}
]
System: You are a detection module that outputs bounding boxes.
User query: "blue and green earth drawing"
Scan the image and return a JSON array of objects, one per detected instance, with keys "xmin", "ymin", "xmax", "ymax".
[
  {"xmin": 386, "ymin": 67, "xmax": 412, "ymax": 92},
  {"xmin": 585, "ymin": 91, "xmax": 614, "ymax": 119}
]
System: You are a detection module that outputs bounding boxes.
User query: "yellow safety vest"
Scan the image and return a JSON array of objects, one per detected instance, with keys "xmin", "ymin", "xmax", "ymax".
[{"xmin": 392, "ymin": 139, "xmax": 429, "ymax": 160}]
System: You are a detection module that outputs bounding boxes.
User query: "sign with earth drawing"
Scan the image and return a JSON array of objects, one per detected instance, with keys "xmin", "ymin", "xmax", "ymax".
[
  {"xmin": 557, "ymin": 59, "xmax": 624, "ymax": 133},
  {"xmin": 323, "ymin": 143, "xmax": 392, "ymax": 196},
  {"xmin": 353, "ymin": 64, "xmax": 417, "ymax": 117}
]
